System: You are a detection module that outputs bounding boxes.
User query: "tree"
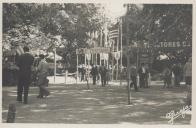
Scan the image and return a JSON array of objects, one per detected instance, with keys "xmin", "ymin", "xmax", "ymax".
[
  {"xmin": 3, "ymin": 3, "xmax": 105, "ymax": 71},
  {"xmin": 143, "ymin": 4, "xmax": 192, "ymax": 65},
  {"xmin": 124, "ymin": 4, "xmax": 192, "ymax": 66},
  {"xmin": 138, "ymin": 4, "xmax": 192, "ymax": 43}
]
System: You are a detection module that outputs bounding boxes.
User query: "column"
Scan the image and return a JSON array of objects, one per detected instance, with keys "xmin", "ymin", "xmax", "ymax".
[
  {"xmin": 76, "ymin": 54, "xmax": 78, "ymax": 84},
  {"xmin": 116, "ymin": 33, "xmax": 119, "ymax": 80},
  {"xmin": 92, "ymin": 53, "xmax": 94, "ymax": 65},
  {"xmin": 100, "ymin": 30, "xmax": 102, "ymax": 47},
  {"xmin": 100, "ymin": 53, "xmax": 101, "ymax": 65},
  {"xmin": 95, "ymin": 53, "xmax": 97, "ymax": 65},
  {"xmin": 120, "ymin": 18, "xmax": 123, "ymax": 72}
]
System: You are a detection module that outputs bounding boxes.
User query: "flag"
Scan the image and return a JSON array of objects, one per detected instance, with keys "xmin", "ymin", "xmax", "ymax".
[
  {"xmin": 108, "ymin": 22, "xmax": 122, "ymax": 52},
  {"xmin": 108, "ymin": 29, "xmax": 119, "ymax": 39},
  {"xmin": 108, "ymin": 22, "xmax": 120, "ymax": 40}
]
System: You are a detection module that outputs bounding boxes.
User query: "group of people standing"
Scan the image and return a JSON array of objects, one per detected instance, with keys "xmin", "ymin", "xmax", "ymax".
[
  {"xmin": 130, "ymin": 57, "xmax": 192, "ymax": 92},
  {"xmin": 78, "ymin": 64, "xmax": 109, "ymax": 87},
  {"xmin": 129, "ymin": 63, "xmax": 150, "ymax": 92},
  {"xmin": 93, "ymin": 64, "xmax": 109, "ymax": 87},
  {"xmin": 79, "ymin": 62, "xmax": 150, "ymax": 91},
  {"xmin": 162, "ymin": 57, "xmax": 192, "ymax": 89},
  {"xmin": 16, "ymin": 46, "xmax": 50, "ymax": 104}
]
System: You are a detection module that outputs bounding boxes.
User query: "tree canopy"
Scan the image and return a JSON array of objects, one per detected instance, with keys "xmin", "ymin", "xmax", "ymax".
[
  {"xmin": 125, "ymin": 4, "xmax": 192, "ymax": 45},
  {"xmin": 122, "ymin": 4, "xmax": 192, "ymax": 70},
  {"xmin": 3, "ymin": 3, "xmax": 106, "ymax": 67},
  {"xmin": 3, "ymin": 3, "xmax": 192, "ymax": 69},
  {"xmin": 3, "ymin": 3, "xmax": 104, "ymax": 50}
]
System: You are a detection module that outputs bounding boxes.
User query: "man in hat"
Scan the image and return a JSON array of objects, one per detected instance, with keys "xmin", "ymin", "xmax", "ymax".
[{"xmin": 16, "ymin": 46, "xmax": 34, "ymax": 104}]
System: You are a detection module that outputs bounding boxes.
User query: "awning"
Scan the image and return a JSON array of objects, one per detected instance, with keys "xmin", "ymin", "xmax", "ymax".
[{"xmin": 46, "ymin": 52, "xmax": 62, "ymax": 61}]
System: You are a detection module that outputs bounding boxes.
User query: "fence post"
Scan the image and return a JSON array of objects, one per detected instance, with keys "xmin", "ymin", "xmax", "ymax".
[{"xmin": 7, "ymin": 104, "xmax": 16, "ymax": 123}]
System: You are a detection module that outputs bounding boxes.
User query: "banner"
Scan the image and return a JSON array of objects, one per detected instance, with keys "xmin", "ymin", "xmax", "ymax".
[
  {"xmin": 100, "ymin": 53, "xmax": 109, "ymax": 60},
  {"xmin": 112, "ymin": 51, "xmax": 121, "ymax": 60},
  {"xmin": 76, "ymin": 47, "xmax": 110, "ymax": 54}
]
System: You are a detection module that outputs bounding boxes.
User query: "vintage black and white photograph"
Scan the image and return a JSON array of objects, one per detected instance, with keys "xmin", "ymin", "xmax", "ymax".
[{"xmin": 1, "ymin": 1, "xmax": 193, "ymax": 125}]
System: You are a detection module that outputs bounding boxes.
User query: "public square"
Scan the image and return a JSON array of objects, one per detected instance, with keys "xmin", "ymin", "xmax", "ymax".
[
  {"xmin": 2, "ymin": 2, "xmax": 192, "ymax": 125},
  {"xmin": 2, "ymin": 76, "xmax": 191, "ymax": 124}
]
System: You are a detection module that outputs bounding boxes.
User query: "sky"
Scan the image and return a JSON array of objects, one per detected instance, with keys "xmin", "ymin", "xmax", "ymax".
[
  {"xmin": 103, "ymin": 2, "xmax": 127, "ymax": 22},
  {"xmin": 103, "ymin": 3, "xmax": 143, "ymax": 23}
]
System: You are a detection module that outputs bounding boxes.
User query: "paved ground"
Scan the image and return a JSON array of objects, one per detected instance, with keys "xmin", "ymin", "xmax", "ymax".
[{"xmin": 2, "ymin": 80, "xmax": 191, "ymax": 124}]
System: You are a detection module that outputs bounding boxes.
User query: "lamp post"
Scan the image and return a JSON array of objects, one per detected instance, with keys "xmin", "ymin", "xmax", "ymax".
[
  {"xmin": 52, "ymin": 36, "xmax": 60, "ymax": 84},
  {"xmin": 125, "ymin": 5, "xmax": 131, "ymax": 105},
  {"xmin": 120, "ymin": 18, "xmax": 123, "ymax": 72},
  {"xmin": 119, "ymin": 17, "xmax": 123, "ymax": 86},
  {"xmin": 54, "ymin": 47, "xmax": 56, "ymax": 83}
]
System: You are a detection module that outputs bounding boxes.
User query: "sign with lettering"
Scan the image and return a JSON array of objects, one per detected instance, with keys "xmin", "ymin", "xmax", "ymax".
[
  {"xmin": 100, "ymin": 53, "xmax": 109, "ymax": 60},
  {"xmin": 125, "ymin": 41, "xmax": 191, "ymax": 54},
  {"xmin": 76, "ymin": 47, "xmax": 111, "ymax": 54},
  {"xmin": 155, "ymin": 41, "xmax": 191, "ymax": 48}
]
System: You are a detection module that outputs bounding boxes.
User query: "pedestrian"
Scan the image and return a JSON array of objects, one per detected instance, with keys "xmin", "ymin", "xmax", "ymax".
[
  {"xmin": 99, "ymin": 63, "xmax": 107, "ymax": 87},
  {"xmin": 162, "ymin": 66, "xmax": 172, "ymax": 88},
  {"xmin": 8, "ymin": 61, "xmax": 19, "ymax": 86},
  {"xmin": 106, "ymin": 66, "xmax": 110, "ymax": 85},
  {"xmin": 96, "ymin": 65, "xmax": 100, "ymax": 83},
  {"xmin": 16, "ymin": 46, "xmax": 34, "ymax": 104},
  {"xmin": 37, "ymin": 54, "xmax": 50, "ymax": 98},
  {"xmin": 81, "ymin": 65, "xmax": 86, "ymax": 81},
  {"xmin": 183, "ymin": 57, "xmax": 192, "ymax": 86},
  {"xmin": 145, "ymin": 63, "xmax": 150, "ymax": 88},
  {"xmin": 31, "ymin": 55, "xmax": 41, "ymax": 86},
  {"xmin": 90, "ymin": 65, "xmax": 98, "ymax": 85},
  {"xmin": 138, "ymin": 63, "xmax": 148, "ymax": 88},
  {"xmin": 172, "ymin": 63, "xmax": 181, "ymax": 86},
  {"xmin": 183, "ymin": 57, "xmax": 192, "ymax": 106},
  {"xmin": 130, "ymin": 64, "xmax": 138, "ymax": 92}
]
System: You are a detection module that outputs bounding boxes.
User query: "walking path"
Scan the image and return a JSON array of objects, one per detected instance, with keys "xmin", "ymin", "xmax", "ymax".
[{"xmin": 2, "ymin": 80, "xmax": 191, "ymax": 124}]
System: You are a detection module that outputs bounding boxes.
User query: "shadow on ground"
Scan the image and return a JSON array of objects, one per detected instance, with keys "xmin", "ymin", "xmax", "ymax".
[{"xmin": 2, "ymin": 82, "xmax": 191, "ymax": 124}]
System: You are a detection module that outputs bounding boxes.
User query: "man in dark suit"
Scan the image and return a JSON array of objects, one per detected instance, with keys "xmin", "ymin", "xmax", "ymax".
[
  {"xmin": 138, "ymin": 63, "xmax": 149, "ymax": 88},
  {"xmin": 16, "ymin": 46, "xmax": 34, "ymax": 104},
  {"xmin": 90, "ymin": 65, "xmax": 98, "ymax": 85},
  {"xmin": 99, "ymin": 64, "xmax": 107, "ymax": 87}
]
